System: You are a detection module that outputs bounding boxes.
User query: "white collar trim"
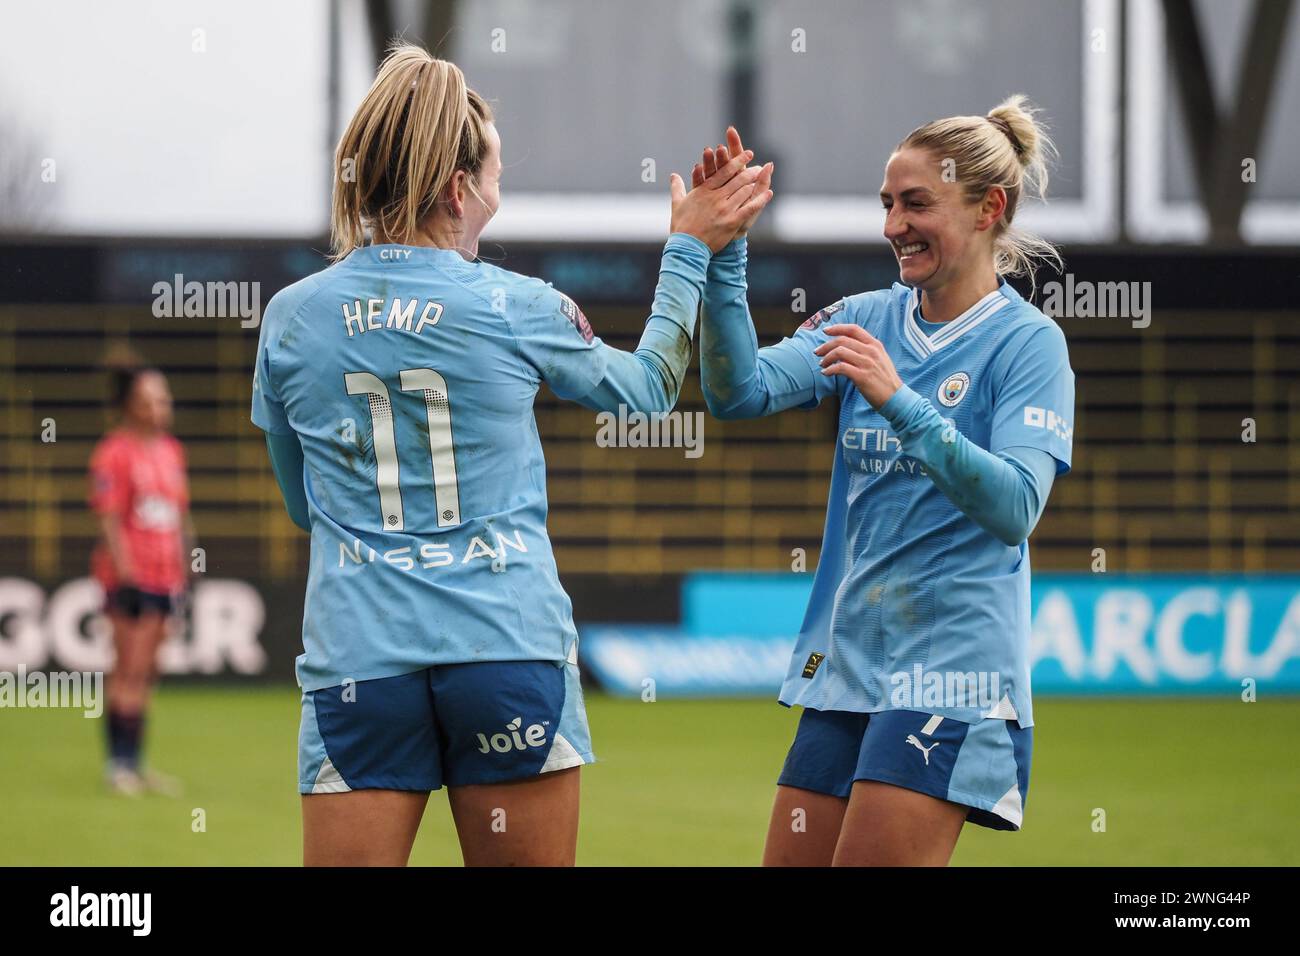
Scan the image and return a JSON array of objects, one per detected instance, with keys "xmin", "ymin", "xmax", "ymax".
[{"xmin": 904, "ymin": 286, "xmax": 1010, "ymax": 358}]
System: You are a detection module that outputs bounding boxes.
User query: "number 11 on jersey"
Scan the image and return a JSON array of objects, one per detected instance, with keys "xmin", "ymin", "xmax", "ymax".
[{"xmin": 344, "ymin": 368, "xmax": 462, "ymax": 532}]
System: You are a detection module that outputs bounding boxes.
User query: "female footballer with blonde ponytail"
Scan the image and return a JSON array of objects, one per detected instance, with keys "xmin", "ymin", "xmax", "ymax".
[
  {"xmin": 330, "ymin": 47, "xmax": 498, "ymax": 259},
  {"xmin": 253, "ymin": 43, "xmax": 772, "ymax": 866},
  {"xmin": 696, "ymin": 98, "xmax": 1074, "ymax": 865}
]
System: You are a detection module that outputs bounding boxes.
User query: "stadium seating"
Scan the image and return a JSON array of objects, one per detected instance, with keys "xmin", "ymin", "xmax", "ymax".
[{"xmin": 1, "ymin": 299, "xmax": 1295, "ymax": 588}]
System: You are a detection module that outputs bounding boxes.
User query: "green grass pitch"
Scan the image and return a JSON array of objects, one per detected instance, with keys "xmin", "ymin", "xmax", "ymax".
[{"xmin": 2, "ymin": 688, "xmax": 1296, "ymax": 866}]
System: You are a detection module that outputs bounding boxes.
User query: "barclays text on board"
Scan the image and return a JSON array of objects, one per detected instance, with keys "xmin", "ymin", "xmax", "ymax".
[
  {"xmin": 579, "ymin": 574, "xmax": 1300, "ymax": 697},
  {"xmin": 1028, "ymin": 575, "xmax": 1300, "ymax": 692}
]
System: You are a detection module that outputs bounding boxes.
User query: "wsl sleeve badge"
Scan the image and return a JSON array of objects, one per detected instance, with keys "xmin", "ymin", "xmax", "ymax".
[
  {"xmin": 938, "ymin": 371, "xmax": 971, "ymax": 407},
  {"xmin": 557, "ymin": 292, "xmax": 594, "ymax": 343},
  {"xmin": 799, "ymin": 299, "xmax": 846, "ymax": 331}
]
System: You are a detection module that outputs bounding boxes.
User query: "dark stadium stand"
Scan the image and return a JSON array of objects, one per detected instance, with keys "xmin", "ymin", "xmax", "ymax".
[{"xmin": 2, "ymin": 243, "xmax": 1296, "ymax": 603}]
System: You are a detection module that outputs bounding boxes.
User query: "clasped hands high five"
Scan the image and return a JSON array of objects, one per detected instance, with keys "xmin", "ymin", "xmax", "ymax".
[
  {"xmin": 668, "ymin": 125, "xmax": 774, "ymax": 253},
  {"xmin": 670, "ymin": 126, "xmax": 901, "ymax": 409}
]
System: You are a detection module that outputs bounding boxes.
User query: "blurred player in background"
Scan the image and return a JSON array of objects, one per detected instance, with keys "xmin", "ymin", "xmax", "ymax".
[
  {"xmin": 89, "ymin": 362, "xmax": 192, "ymax": 797},
  {"xmin": 252, "ymin": 43, "xmax": 772, "ymax": 866},
  {"xmin": 697, "ymin": 100, "xmax": 1074, "ymax": 865}
]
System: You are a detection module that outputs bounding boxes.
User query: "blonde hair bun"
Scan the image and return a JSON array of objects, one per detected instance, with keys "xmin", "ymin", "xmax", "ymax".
[{"xmin": 900, "ymin": 95, "xmax": 1062, "ymax": 287}]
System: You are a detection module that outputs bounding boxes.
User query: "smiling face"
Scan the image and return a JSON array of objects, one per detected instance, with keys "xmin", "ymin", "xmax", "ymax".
[{"xmin": 880, "ymin": 147, "xmax": 999, "ymax": 292}]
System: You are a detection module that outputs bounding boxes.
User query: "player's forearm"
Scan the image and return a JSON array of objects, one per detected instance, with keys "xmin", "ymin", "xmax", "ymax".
[
  {"xmin": 699, "ymin": 238, "xmax": 768, "ymax": 419},
  {"xmin": 878, "ymin": 385, "xmax": 1053, "ymax": 546},
  {"xmin": 700, "ymin": 240, "xmax": 821, "ymax": 419},
  {"xmin": 263, "ymin": 431, "xmax": 311, "ymax": 532},
  {"xmin": 578, "ymin": 233, "xmax": 710, "ymax": 414}
]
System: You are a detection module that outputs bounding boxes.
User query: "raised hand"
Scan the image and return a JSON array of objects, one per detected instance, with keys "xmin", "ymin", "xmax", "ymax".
[
  {"xmin": 690, "ymin": 126, "xmax": 774, "ymax": 239},
  {"xmin": 669, "ymin": 146, "xmax": 773, "ymax": 253},
  {"xmin": 814, "ymin": 324, "xmax": 904, "ymax": 409}
]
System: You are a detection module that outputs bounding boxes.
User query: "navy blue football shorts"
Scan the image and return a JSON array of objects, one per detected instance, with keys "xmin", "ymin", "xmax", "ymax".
[
  {"xmin": 105, "ymin": 586, "xmax": 174, "ymax": 619},
  {"xmin": 777, "ymin": 707, "xmax": 1032, "ymax": 830},
  {"xmin": 298, "ymin": 654, "xmax": 594, "ymax": 794}
]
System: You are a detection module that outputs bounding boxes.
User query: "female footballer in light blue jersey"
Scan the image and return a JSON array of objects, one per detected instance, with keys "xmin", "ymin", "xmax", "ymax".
[
  {"xmin": 252, "ymin": 44, "xmax": 772, "ymax": 866},
  {"xmin": 694, "ymin": 102, "xmax": 1074, "ymax": 865}
]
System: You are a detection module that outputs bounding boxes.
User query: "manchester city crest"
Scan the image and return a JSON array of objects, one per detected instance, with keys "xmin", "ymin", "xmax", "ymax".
[{"xmin": 938, "ymin": 371, "xmax": 971, "ymax": 407}]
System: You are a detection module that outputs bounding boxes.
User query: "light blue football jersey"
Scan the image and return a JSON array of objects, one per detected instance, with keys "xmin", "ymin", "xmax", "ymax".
[
  {"xmin": 775, "ymin": 281, "xmax": 1075, "ymax": 727},
  {"xmin": 251, "ymin": 244, "xmax": 615, "ymax": 691}
]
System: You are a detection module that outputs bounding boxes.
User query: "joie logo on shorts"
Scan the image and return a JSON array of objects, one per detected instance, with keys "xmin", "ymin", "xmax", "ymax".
[{"xmin": 475, "ymin": 717, "xmax": 548, "ymax": 754}]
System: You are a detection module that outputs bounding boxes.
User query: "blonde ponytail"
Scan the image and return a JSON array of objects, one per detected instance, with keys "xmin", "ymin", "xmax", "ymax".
[{"xmin": 330, "ymin": 43, "xmax": 494, "ymax": 260}]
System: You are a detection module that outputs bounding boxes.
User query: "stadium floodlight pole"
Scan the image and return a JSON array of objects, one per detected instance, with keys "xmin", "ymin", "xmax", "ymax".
[
  {"xmin": 365, "ymin": 0, "xmax": 398, "ymax": 66},
  {"xmin": 1117, "ymin": 0, "xmax": 1128, "ymax": 244},
  {"xmin": 327, "ymin": 0, "xmax": 341, "ymax": 233},
  {"xmin": 363, "ymin": 0, "xmax": 456, "ymax": 62},
  {"xmin": 421, "ymin": 0, "xmax": 457, "ymax": 56},
  {"xmin": 1207, "ymin": 0, "xmax": 1293, "ymax": 240},
  {"xmin": 1161, "ymin": 0, "xmax": 1294, "ymax": 246},
  {"xmin": 726, "ymin": 0, "xmax": 776, "ymax": 241}
]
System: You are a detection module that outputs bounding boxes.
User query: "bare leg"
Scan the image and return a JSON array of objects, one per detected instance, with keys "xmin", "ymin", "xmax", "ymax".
[
  {"xmin": 447, "ymin": 766, "xmax": 580, "ymax": 867},
  {"xmin": 831, "ymin": 780, "xmax": 968, "ymax": 867},
  {"xmin": 302, "ymin": 790, "xmax": 431, "ymax": 866},
  {"xmin": 131, "ymin": 610, "xmax": 169, "ymax": 713},
  {"xmin": 762, "ymin": 785, "xmax": 848, "ymax": 867},
  {"xmin": 107, "ymin": 611, "xmax": 146, "ymax": 715},
  {"xmin": 105, "ymin": 611, "xmax": 155, "ymax": 792}
]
